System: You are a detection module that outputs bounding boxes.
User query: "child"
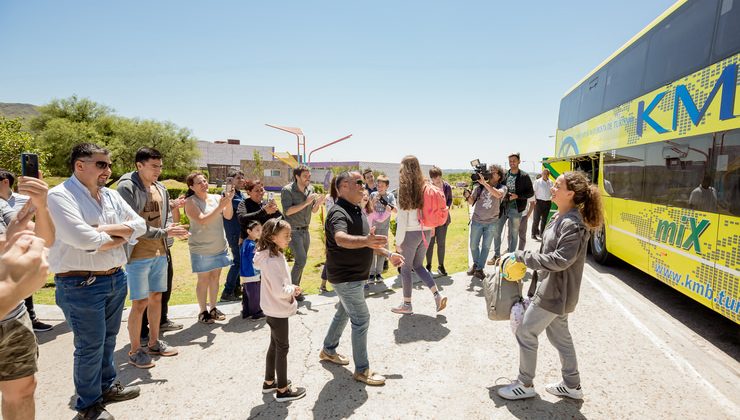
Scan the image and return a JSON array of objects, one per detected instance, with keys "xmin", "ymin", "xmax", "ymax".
[
  {"xmin": 240, "ymin": 221, "xmax": 264, "ymax": 320},
  {"xmin": 253, "ymin": 218, "xmax": 306, "ymax": 402},
  {"xmin": 365, "ymin": 190, "xmax": 391, "ymax": 284},
  {"xmin": 369, "ymin": 175, "xmax": 396, "ymax": 281}
]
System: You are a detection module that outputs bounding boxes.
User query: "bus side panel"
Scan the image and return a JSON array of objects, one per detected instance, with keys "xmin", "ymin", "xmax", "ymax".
[
  {"xmin": 648, "ymin": 206, "xmax": 726, "ymax": 320},
  {"xmin": 607, "ymin": 199, "xmax": 654, "ymax": 274},
  {"xmin": 713, "ymin": 215, "xmax": 740, "ymax": 323}
]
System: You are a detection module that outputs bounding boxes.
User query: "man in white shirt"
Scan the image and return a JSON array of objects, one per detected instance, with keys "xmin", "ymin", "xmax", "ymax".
[
  {"xmin": 531, "ymin": 169, "xmax": 554, "ymax": 240},
  {"xmin": 688, "ymin": 175, "xmax": 718, "ymax": 212},
  {"xmin": 0, "ymin": 169, "xmax": 53, "ymax": 332},
  {"xmin": 47, "ymin": 143, "xmax": 146, "ymax": 420}
]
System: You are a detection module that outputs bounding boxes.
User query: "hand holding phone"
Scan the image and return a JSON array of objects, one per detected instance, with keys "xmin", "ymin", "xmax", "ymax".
[{"xmin": 21, "ymin": 153, "xmax": 39, "ymax": 178}]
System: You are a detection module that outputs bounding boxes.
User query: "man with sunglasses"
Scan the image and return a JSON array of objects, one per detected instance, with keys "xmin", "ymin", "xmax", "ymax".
[{"xmin": 47, "ymin": 143, "xmax": 147, "ymax": 420}]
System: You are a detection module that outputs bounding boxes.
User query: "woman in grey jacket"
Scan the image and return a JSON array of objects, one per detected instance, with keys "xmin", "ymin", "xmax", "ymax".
[{"xmin": 498, "ymin": 171, "xmax": 603, "ymax": 401}]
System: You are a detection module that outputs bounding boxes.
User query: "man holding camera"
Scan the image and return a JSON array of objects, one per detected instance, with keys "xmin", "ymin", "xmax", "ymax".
[
  {"xmin": 281, "ymin": 165, "xmax": 324, "ymax": 301},
  {"xmin": 494, "ymin": 153, "xmax": 534, "ymax": 259},
  {"xmin": 465, "ymin": 164, "xmax": 506, "ymax": 279},
  {"xmin": 0, "ymin": 170, "xmax": 54, "ymax": 332},
  {"xmin": 220, "ymin": 169, "xmax": 247, "ymax": 302}
]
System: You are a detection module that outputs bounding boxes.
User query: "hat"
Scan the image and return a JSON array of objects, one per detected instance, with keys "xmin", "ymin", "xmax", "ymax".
[{"xmin": 502, "ymin": 257, "xmax": 526, "ymax": 282}]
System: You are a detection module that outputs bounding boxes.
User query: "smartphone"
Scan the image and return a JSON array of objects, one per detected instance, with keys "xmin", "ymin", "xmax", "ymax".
[
  {"xmin": 224, "ymin": 183, "xmax": 234, "ymax": 195},
  {"xmin": 268, "ymin": 192, "xmax": 274, "ymax": 202},
  {"xmin": 21, "ymin": 153, "xmax": 39, "ymax": 178}
]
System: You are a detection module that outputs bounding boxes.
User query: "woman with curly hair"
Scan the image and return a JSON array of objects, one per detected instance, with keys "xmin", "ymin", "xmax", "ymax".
[
  {"xmin": 391, "ymin": 155, "xmax": 447, "ymax": 315},
  {"xmin": 498, "ymin": 171, "xmax": 603, "ymax": 401}
]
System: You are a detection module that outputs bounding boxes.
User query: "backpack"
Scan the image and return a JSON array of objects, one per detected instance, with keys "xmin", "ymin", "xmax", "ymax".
[
  {"xmin": 420, "ymin": 184, "xmax": 449, "ymax": 229},
  {"xmin": 483, "ymin": 258, "xmax": 523, "ymax": 321}
]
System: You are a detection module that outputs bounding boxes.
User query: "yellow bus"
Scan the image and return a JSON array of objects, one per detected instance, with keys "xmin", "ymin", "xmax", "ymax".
[{"xmin": 547, "ymin": 0, "xmax": 739, "ymax": 323}]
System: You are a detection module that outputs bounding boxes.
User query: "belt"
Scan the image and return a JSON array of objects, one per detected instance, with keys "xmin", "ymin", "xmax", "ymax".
[
  {"xmin": 56, "ymin": 267, "xmax": 122, "ymax": 278},
  {"xmin": 293, "ymin": 226, "xmax": 308, "ymax": 231}
]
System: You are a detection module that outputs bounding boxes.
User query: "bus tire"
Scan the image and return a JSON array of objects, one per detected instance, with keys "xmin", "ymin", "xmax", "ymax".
[{"xmin": 590, "ymin": 224, "xmax": 611, "ymax": 264}]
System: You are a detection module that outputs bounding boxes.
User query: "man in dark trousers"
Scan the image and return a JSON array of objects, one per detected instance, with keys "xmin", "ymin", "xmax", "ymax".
[{"xmin": 495, "ymin": 153, "xmax": 534, "ymax": 257}]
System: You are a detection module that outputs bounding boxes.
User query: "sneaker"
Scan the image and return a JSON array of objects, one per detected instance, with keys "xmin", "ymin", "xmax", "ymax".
[
  {"xmin": 391, "ymin": 302, "xmax": 413, "ymax": 315},
  {"xmin": 32, "ymin": 320, "xmax": 53, "ymax": 332},
  {"xmin": 375, "ymin": 273, "xmax": 383, "ymax": 282},
  {"xmin": 251, "ymin": 313, "xmax": 266, "ymax": 320},
  {"xmin": 438, "ymin": 266, "xmax": 448, "ymax": 277},
  {"xmin": 275, "ymin": 386, "xmax": 306, "ymax": 402},
  {"xmin": 545, "ymin": 381, "xmax": 583, "ymax": 400},
  {"xmin": 74, "ymin": 402, "xmax": 113, "ymax": 420},
  {"xmin": 425, "ymin": 264, "xmax": 432, "ymax": 272},
  {"xmin": 209, "ymin": 307, "xmax": 226, "ymax": 321},
  {"xmin": 102, "ymin": 381, "xmax": 140, "ymax": 403},
  {"xmin": 487, "ymin": 256, "xmax": 500, "ymax": 265},
  {"xmin": 531, "ymin": 234, "xmax": 539, "ymax": 240},
  {"xmin": 295, "ymin": 293, "xmax": 305, "ymax": 302},
  {"xmin": 147, "ymin": 339, "xmax": 179, "ymax": 357},
  {"xmin": 219, "ymin": 293, "xmax": 239, "ymax": 302},
  {"xmin": 475, "ymin": 269, "xmax": 486, "ymax": 279},
  {"xmin": 198, "ymin": 310, "xmax": 214, "ymax": 324},
  {"xmin": 128, "ymin": 348, "xmax": 155, "ymax": 369},
  {"xmin": 262, "ymin": 379, "xmax": 292, "ymax": 394},
  {"xmin": 497, "ymin": 380, "xmax": 537, "ymax": 400},
  {"xmin": 466, "ymin": 265, "xmax": 477, "ymax": 276},
  {"xmin": 434, "ymin": 293, "xmax": 448, "ymax": 312},
  {"xmin": 319, "ymin": 349, "xmax": 350, "ymax": 365},
  {"xmin": 353, "ymin": 369, "xmax": 386, "ymax": 386},
  {"xmin": 160, "ymin": 319, "xmax": 183, "ymax": 332}
]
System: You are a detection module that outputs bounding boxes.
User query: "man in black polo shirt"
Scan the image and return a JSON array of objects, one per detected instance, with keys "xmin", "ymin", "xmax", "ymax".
[{"xmin": 318, "ymin": 171, "xmax": 404, "ymax": 386}]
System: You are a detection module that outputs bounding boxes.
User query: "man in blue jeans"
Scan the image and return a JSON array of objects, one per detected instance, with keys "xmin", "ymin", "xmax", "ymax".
[
  {"xmin": 48, "ymin": 143, "xmax": 146, "ymax": 420},
  {"xmin": 220, "ymin": 169, "xmax": 246, "ymax": 302},
  {"xmin": 318, "ymin": 171, "xmax": 404, "ymax": 385},
  {"xmin": 494, "ymin": 153, "xmax": 534, "ymax": 261}
]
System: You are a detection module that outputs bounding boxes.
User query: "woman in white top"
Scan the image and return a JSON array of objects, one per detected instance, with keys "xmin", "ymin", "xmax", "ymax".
[
  {"xmin": 391, "ymin": 155, "xmax": 447, "ymax": 315},
  {"xmin": 184, "ymin": 172, "xmax": 234, "ymax": 324}
]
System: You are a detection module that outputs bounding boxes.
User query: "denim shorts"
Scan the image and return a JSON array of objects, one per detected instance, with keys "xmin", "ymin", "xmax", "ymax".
[
  {"xmin": 190, "ymin": 249, "xmax": 232, "ymax": 273},
  {"xmin": 126, "ymin": 256, "xmax": 168, "ymax": 300}
]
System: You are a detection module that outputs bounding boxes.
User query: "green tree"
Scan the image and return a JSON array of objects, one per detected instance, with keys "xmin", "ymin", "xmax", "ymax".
[
  {"xmin": 29, "ymin": 96, "xmax": 199, "ymax": 178},
  {"xmin": 0, "ymin": 117, "xmax": 48, "ymax": 175},
  {"xmin": 252, "ymin": 149, "xmax": 264, "ymax": 180}
]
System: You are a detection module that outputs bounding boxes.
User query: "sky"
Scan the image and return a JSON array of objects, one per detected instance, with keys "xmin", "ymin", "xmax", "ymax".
[{"xmin": 0, "ymin": 0, "xmax": 676, "ymax": 172}]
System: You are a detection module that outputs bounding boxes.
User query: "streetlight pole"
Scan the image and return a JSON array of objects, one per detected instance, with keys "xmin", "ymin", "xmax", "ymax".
[{"xmin": 265, "ymin": 124, "xmax": 306, "ymax": 164}]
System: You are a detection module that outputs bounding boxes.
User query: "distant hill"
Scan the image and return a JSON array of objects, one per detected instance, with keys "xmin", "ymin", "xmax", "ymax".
[{"xmin": 0, "ymin": 103, "xmax": 39, "ymax": 119}]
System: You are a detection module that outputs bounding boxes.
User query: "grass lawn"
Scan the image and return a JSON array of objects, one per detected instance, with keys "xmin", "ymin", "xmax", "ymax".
[{"xmin": 32, "ymin": 196, "xmax": 470, "ymax": 305}]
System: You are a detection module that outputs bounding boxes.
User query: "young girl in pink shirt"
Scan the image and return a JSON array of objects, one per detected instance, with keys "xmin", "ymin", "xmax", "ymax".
[{"xmin": 253, "ymin": 219, "xmax": 306, "ymax": 402}]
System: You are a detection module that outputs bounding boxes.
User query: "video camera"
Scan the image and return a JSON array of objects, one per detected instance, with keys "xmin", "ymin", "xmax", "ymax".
[
  {"xmin": 378, "ymin": 195, "xmax": 394, "ymax": 209},
  {"xmin": 470, "ymin": 159, "xmax": 492, "ymax": 182}
]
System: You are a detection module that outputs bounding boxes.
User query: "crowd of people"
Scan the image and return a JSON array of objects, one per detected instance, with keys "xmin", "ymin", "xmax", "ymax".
[{"xmin": 0, "ymin": 143, "xmax": 602, "ymax": 419}]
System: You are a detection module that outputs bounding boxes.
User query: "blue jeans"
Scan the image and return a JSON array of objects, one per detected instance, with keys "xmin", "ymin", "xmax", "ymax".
[
  {"xmin": 289, "ymin": 229, "xmax": 310, "ymax": 286},
  {"xmin": 496, "ymin": 204, "xmax": 523, "ymax": 254},
  {"xmin": 55, "ymin": 269, "xmax": 127, "ymax": 411},
  {"xmin": 322, "ymin": 280, "xmax": 370, "ymax": 373},
  {"xmin": 125, "ymin": 256, "xmax": 167, "ymax": 301},
  {"xmin": 469, "ymin": 220, "xmax": 498, "ymax": 269},
  {"xmin": 223, "ymin": 234, "xmax": 241, "ymax": 296}
]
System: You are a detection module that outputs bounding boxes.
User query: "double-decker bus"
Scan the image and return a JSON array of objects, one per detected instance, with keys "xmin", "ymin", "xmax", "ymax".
[{"xmin": 546, "ymin": 0, "xmax": 739, "ymax": 323}]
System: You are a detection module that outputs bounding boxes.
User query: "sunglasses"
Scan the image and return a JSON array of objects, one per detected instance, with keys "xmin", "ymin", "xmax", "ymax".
[
  {"xmin": 78, "ymin": 159, "xmax": 113, "ymax": 170},
  {"xmin": 355, "ymin": 179, "xmax": 365, "ymax": 186}
]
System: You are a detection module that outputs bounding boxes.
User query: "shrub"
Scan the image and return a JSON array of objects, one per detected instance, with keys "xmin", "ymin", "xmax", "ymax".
[{"xmin": 312, "ymin": 183, "xmax": 325, "ymax": 194}]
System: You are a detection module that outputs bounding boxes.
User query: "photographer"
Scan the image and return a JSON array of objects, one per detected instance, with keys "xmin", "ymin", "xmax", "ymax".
[{"xmin": 465, "ymin": 164, "xmax": 506, "ymax": 279}]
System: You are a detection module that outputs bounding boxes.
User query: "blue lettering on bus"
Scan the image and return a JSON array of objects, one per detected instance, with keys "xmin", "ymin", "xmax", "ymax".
[{"xmin": 637, "ymin": 63, "xmax": 737, "ymax": 137}]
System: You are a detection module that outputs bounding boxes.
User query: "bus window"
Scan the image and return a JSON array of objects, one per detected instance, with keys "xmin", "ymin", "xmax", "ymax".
[
  {"xmin": 603, "ymin": 39, "xmax": 648, "ymax": 110},
  {"xmin": 578, "ymin": 72, "xmax": 606, "ymax": 122},
  {"xmin": 715, "ymin": 130, "xmax": 740, "ymax": 216},
  {"xmin": 713, "ymin": 0, "xmax": 740, "ymax": 61},
  {"xmin": 643, "ymin": 0, "xmax": 717, "ymax": 91},
  {"xmin": 644, "ymin": 136, "xmax": 714, "ymax": 210},
  {"xmin": 603, "ymin": 146, "xmax": 645, "ymax": 201}
]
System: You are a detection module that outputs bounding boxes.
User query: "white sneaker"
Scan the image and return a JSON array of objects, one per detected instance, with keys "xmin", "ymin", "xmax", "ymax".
[
  {"xmin": 545, "ymin": 381, "xmax": 583, "ymax": 399},
  {"xmin": 497, "ymin": 380, "xmax": 537, "ymax": 400}
]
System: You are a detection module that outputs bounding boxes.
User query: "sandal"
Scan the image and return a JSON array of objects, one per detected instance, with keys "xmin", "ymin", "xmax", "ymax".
[
  {"xmin": 198, "ymin": 310, "xmax": 214, "ymax": 324},
  {"xmin": 210, "ymin": 307, "xmax": 226, "ymax": 321}
]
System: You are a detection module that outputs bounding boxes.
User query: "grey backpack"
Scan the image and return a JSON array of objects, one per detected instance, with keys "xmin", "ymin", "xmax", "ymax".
[{"xmin": 483, "ymin": 258, "xmax": 523, "ymax": 321}]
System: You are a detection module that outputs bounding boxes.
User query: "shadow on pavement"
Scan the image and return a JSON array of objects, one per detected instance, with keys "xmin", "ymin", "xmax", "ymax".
[
  {"xmin": 586, "ymin": 256, "xmax": 740, "ymax": 361},
  {"xmin": 393, "ymin": 314, "xmax": 450, "ymax": 344},
  {"xmin": 154, "ymin": 322, "xmax": 220, "ymax": 350},
  {"xmin": 487, "ymin": 385, "xmax": 586, "ymax": 419},
  {"xmin": 220, "ymin": 315, "xmax": 267, "ymax": 333},
  {"xmin": 312, "ymin": 362, "xmax": 368, "ymax": 419},
  {"xmin": 247, "ymin": 392, "xmax": 290, "ymax": 420},
  {"xmin": 35, "ymin": 321, "xmax": 71, "ymax": 345}
]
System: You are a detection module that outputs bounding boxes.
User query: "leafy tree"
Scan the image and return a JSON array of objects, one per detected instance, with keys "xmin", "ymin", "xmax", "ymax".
[
  {"xmin": 0, "ymin": 117, "xmax": 47, "ymax": 175},
  {"xmin": 251, "ymin": 149, "xmax": 264, "ymax": 180},
  {"xmin": 29, "ymin": 95, "xmax": 199, "ymax": 178}
]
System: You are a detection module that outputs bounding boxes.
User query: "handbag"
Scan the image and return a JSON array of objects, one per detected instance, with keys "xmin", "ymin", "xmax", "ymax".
[{"xmin": 483, "ymin": 258, "xmax": 523, "ymax": 321}]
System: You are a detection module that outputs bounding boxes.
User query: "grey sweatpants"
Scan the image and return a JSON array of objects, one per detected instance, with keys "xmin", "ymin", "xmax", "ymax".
[
  {"xmin": 399, "ymin": 230, "xmax": 437, "ymax": 299},
  {"xmin": 370, "ymin": 226, "xmax": 390, "ymax": 276},
  {"xmin": 515, "ymin": 303, "xmax": 580, "ymax": 388}
]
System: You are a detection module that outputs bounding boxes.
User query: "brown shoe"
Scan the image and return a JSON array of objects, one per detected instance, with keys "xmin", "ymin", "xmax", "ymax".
[
  {"xmin": 466, "ymin": 265, "xmax": 477, "ymax": 276},
  {"xmin": 353, "ymin": 369, "xmax": 386, "ymax": 386},
  {"xmin": 486, "ymin": 255, "xmax": 500, "ymax": 266},
  {"xmin": 319, "ymin": 349, "xmax": 350, "ymax": 366}
]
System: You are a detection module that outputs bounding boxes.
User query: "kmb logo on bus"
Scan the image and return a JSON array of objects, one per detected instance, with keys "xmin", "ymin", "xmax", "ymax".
[
  {"xmin": 655, "ymin": 216, "xmax": 710, "ymax": 253},
  {"xmin": 637, "ymin": 63, "xmax": 737, "ymax": 137}
]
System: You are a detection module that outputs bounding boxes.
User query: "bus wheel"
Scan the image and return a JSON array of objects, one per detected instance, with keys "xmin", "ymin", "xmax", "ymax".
[{"xmin": 590, "ymin": 224, "xmax": 611, "ymax": 264}]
